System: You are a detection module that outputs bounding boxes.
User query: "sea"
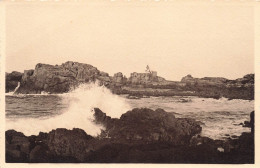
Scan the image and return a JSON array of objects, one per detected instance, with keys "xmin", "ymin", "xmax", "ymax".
[{"xmin": 5, "ymin": 83, "xmax": 254, "ymax": 140}]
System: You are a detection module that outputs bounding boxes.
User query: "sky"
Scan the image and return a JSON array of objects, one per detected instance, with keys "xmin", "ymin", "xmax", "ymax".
[{"xmin": 5, "ymin": 1, "xmax": 254, "ymax": 81}]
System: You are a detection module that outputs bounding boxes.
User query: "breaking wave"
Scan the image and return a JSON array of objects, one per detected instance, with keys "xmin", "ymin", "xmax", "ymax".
[{"xmin": 6, "ymin": 83, "xmax": 131, "ymax": 136}]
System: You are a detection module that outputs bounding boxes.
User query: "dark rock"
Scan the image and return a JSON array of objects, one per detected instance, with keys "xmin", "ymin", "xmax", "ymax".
[
  {"xmin": 94, "ymin": 108, "xmax": 202, "ymax": 145},
  {"xmin": 250, "ymin": 111, "xmax": 254, "ymax": 133},
  {"xmin": 231, "ymin": 135, "xmax": 239, "ymax": 139},
  {"xmin": 29, "ymin": 145, "xmax": 49, "ymax": 162},
  {"xmin": 5, "ymin": 130, "xmax": 31, "ymax": 154},
  {"xmin": 46, "ymin": 128, "xmax": 94, "ymax": 162},
  {"xmin": 243, "ymin": 111, "xmax": 254, "ymax": 133},
  {"xmin": 243, "ymin": 121, "xmax": 251, "ymax": 127},
  {"xmin": 5, "ymin": 71, "xmax": 23, "ymax": 92},
  {"xmin": 190, "ymin": 135, "xmax": 214, "ymax": 146},
  {"xmin": 5, "ymin": 130, "xmax": 31, "ymax": 162},
  {"xmin": 112, "ymin": 72, "xmax": 127, "ymax": 85},
  {"xmin": 16, "ymin": 62, "xmax": 109, "ymax": 94}
]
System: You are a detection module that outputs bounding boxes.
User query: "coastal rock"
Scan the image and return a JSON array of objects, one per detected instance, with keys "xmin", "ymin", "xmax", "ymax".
[
  {"xmin": 46, "ymin": 128, "xmax": 94, "ymax": 162},
  {"xmin": 5, "ymin": 71, "xmax": 23, "ymax": 92},
  {"xmin": 94, "ymin": 108, "xmax": 202, "ymax": 145},
  {"xmin": 243, "ymin": 111, "xmax": 254, "ymax": 133},
  {"xmin": 6, "ymin": 61, "xmax": 254, "ymax": 100},
  {"xmin": 112, "ymin": 72, "xmax": 127, "ymax": 86},
  {"xmin": 181, "ymin": 74, "xmax": 227, "ymax": 85},
  {"xmin": 6, "ymin": 130, "xmax": 31, "ymax": 162},
  {"xmin": 16, "ymin": 62, "xmax": 108, "ymax": 94},
  {"xmin": 127, "ymin": 71, "xmax": 166, "ymax": 85},
  {"xmin": 29, "ymin": 145, "xmax": 49, "ymax": 163},
  {"xmin": 181, "ymin": 74, "xmax": 194, "ymax": 83}
]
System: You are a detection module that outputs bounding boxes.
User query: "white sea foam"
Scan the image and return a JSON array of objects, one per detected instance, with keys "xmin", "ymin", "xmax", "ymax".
[
  {"xmin": 125, "ymin": 96, "xmax": 254, "ymax": 140},
  {"xmin": 6, "ymin": 83, "xmax": 131, "ymax": 136}
]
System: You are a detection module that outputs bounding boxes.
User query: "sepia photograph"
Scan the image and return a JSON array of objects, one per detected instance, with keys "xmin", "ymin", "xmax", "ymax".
[{"xmin": 1, "ymin": 0, "xmax": 258, "ymax": 166}]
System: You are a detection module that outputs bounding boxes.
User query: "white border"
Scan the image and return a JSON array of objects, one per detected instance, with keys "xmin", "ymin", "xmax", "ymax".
[{"xmin": 0, "ymin": 0, "xmax": 259, "ymax": 168}]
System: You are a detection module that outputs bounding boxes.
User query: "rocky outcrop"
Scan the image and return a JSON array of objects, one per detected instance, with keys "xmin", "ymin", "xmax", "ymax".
[
  {"xmin": 121, "ymin": 73, "xmax": 254, "ymax": 100},
  {"xmin": 127, "ymin": 72, "xmax": 166, "ymax": 85},
  {"xmin": 178, "ymin": 74, "xmax": 254, "ymax": 100},
  {"xmin": 6, "ymin": 128, "xmax": 94, "ymax": 163},
  {"xmin": 181, "ymin": 74, "xmax": 254, "ymax": 87},
  {"xmin": 6, "ymin": 107, "xmax": 202, "ymax": 162},
  {"xmin": 5, "ymin": 61, "xmax": 254, "ymax": 100},
  {"xmin": 94, "ymin": 108, "xmax": 201, "ymax": 145},
  {"xmin": 112, "ymin": 72, "xmax": 127, "ymax": 86},
  {"xmin": 5, "ymin": 71, "xmax": 23, "ymax": 92},
  {"xmin": 234, "ymin": 74, "xmax": 254, "ymax": 85},
  {"xmin": 16, "ymin": 62, "xmax": 110, "ymax": 94},
  {"xmin": 181, "ymin": 74, "xmax": 228, "ymax": 85},
  {"xmin": 6, "ymin": 108, "xmax": 254, "ymax": 163}
]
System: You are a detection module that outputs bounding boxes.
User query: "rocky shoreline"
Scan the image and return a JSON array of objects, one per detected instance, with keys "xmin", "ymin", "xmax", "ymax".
[
  {"xmin": 6, "ymin": 61, "xmax": 254, "ymax": 100},
  {"xmin": 6, "ymin": 108, "xmax": 254, "ymax": 163}
]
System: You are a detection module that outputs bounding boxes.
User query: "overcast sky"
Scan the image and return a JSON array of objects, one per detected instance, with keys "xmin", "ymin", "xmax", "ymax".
[{"xmin": 5, "ymin": 1, "xmax": 254, "ymax": 81}]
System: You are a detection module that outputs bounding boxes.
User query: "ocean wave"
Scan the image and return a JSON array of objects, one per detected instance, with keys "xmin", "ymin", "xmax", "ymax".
[{"xmin": 6, "ymin": 83, "xmax": 131, "ymax": 136}]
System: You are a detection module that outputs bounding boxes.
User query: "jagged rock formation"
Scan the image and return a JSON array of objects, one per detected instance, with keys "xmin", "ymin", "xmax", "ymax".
[
  {"xmin": 94, "ymin": 108, "xmax": 201, "ymax": 145},
  {"xmin": 16, "ymin": 61, "xmax": 110, "ymax": 94}
]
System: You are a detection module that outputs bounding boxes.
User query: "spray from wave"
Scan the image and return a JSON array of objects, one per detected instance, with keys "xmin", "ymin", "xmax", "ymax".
[{"xmin": 6, "ymin": 83, "xmax": 131, "ymax": 136}]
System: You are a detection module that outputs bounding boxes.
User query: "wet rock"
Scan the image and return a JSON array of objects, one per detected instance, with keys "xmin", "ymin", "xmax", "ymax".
[{"xmin": 94, "ymin": 108, "xmax": 202, "ymax": 145}]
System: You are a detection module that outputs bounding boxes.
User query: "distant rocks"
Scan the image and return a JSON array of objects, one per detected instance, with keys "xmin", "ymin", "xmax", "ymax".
[
  {"xmin": 181, "ymin": 74, "xmax": 228, "ymax": 85},
  {"xmin": 5, "ymin": 71, "xmax": 23, "ymax": 92},
  {"xmin": 128, "ymin": 71, "xmax": 166, "ymax": 85},
  {"xmin": 5, "ymin": 61, "xmax": 254, "ymax": 100},
  {"xmin": 112, "ymin": 72, "xmax": 127, "ymax": 86},
  {"xmin": 181, "ymin": 74, "xmax": 255, "ymax": 88},
  {"xmin": 16, "ymin": 61, "xmax": 109, "ymax": 94},
  {"xmin": 181, "ymin": 74, "xmax": 194, "ymax": 83}
]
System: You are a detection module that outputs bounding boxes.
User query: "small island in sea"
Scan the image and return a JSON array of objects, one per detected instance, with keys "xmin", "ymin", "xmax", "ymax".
[{"xmin": 5, "ymin": 61, "xmax": 254, "ymax": 163}]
